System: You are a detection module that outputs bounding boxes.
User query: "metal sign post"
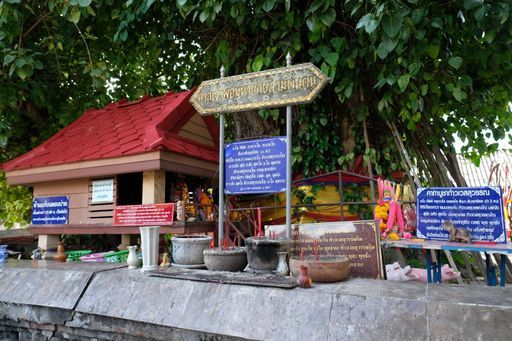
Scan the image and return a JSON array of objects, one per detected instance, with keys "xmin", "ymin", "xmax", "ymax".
[
  {"xmin": 285, "ymin": 53, "xmax": 292, "ymax": 239},
  {"xmin": 218, "ymin": 66, "xmax": 225, "ymax": 248}
]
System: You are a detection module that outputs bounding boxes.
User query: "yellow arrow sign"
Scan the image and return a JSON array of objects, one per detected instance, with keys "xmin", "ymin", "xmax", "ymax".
[{"xmin": 190, "ymin": 63, "xmax": 328, "ymax": 115}]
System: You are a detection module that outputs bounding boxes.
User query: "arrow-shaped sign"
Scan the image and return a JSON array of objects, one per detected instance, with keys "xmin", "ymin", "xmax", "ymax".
[{"xmin": 190, "ymin": 63, "xmax": 328, "ymax": 115}]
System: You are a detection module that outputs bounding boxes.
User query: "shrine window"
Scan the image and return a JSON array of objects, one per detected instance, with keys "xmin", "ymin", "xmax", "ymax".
[{"xmin": 117, "ymin": 172, "xmax": 143, "ymax": 205}]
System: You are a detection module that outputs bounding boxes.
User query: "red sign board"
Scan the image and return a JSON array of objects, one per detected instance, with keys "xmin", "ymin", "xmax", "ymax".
[{"xmin": 113, "ymin": 204, "xmax": 174, "ymax": 226}]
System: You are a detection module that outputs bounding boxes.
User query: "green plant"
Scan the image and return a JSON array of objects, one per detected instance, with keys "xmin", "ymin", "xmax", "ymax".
[
  {"xmin": 0, "ymin": 172, "xmax": 32, "ymax": 228},
  {"xmin": 292, "ymin": 184, "xmax": 323, "ymax": 222},
  {"xmin": 341, "ymin": 183, "xmax": 372, "ymax": 218},
  {"xmin": 164, "ymin": 233, "xmax": 174, "ymax": 252}
]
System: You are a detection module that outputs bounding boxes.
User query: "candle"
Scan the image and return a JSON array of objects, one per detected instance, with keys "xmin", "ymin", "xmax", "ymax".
[{"xmin": 300, "ymin": 248, "xmax": 304, "ymax": 260}]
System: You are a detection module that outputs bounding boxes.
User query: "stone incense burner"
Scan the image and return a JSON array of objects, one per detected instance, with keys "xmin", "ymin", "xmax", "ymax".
[
  {"xmin": 171, "ymin": 235, "xmax": 212, "ymax": 268},
  {"xmin": 203, "ymin": 246, "xmax": 247, "ymax": 272},
  {"xmin": 245, "ymin": 236, "xmax": 291, "ymax": 272}
]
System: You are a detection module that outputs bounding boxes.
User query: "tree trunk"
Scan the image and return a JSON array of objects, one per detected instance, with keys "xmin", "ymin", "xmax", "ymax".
[
  {"xmin": 340, "ymin": 114, "xmax": 355, "ymax": 156},
  {"xmin": 232, "ymin": 110, "xmax": 277, "ymax": 140}
]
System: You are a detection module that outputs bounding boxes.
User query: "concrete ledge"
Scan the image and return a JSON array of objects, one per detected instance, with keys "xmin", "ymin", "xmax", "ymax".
[
  {"xmin": 1, "ymin": 261, "xmax": 512, "ymax": 340},
  {"xmin": 77, "ymin": 270, "xmax": 512, "ymax": 341},
  {"xmin": 77, "ymin": 271, "xmax": 333, "ymax": 340},
  {"xmin": 0, "ymin": 260, "xmax": 125, "ymax": 309},
  {"xmin": 0, "ymin": 268, "xmax": 90, "ymax": 310}
]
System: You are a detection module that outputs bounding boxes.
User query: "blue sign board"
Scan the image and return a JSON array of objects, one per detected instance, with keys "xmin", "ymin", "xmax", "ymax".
[
  {"xmin": 417, "ymin": 187, "xmax": 506, "ymax": 243},
  {"xmin": 225, "ymin": 137, "xmax": 287, "ymax": 194},
  {"xmin": 32, "ymin": 196, "xmax": 69, "ymax": 225}
]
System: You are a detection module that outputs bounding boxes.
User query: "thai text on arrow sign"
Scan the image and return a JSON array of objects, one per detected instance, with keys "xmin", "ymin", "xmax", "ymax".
[{"xmin": 189, "ymin": 63, "xmax": 328, "ymax": 115}]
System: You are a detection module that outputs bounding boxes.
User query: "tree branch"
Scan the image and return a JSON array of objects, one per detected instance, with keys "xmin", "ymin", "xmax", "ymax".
[
  {"xmin": 74, "ymin": 23, "xmax": 95, "ymax": 93},
  {"xmin": 22, "ymin": 11, "xmax": 51, "ymax": 41},
  {"xmin": 18, "ymin": 18, "xmax": 23, "ymax": 48},
  {"xmin": 42, "ymin": 14, "xmax": 61, "ymax": 77}
]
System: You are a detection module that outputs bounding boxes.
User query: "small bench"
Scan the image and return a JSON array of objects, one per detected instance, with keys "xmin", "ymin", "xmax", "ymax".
[{"xmin": 381, "ymin": 239, "xmax": 512, "ymax": 286}]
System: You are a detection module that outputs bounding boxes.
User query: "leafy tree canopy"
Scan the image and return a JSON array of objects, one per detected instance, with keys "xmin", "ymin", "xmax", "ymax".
[{"xmin": 1, "ymin": 0, "xmax": 512, "ymax": 226}]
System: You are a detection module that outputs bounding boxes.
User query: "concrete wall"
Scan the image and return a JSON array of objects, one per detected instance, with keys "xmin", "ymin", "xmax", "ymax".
[{"xmin": 1, "ymin": 261, "xmax": 512, "ymax": 340}]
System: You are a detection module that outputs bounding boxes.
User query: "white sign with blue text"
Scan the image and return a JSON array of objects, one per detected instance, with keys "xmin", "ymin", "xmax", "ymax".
[{"xmin": 417, "ymin": 187, "xmax": 506, "ymax": 243}]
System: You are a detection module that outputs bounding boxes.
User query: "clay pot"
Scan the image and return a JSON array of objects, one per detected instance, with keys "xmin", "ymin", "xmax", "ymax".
[
  {"xmin": 289, "ymin": 256, "xmax": 350, "ymax": 283},
  {"xmin": 297, "ymin": 265, "xmax": 312, "ymax": 288},
  {"xmin": 203, "ymin": 247, "xmax": 247, "ymax": 272},
  {"xmin": 245, "ymin": 237, "xmax": 291, "ymax": 272},
  {"xmin": 53, "ymin": 242, "xmax": 67, "ymax": 262}
]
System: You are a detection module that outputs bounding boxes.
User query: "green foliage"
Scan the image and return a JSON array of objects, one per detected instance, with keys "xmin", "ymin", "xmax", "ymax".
[
  {"xmin": 295, "ymin": 99, "xmax": 342, "ymax": 176},
  {"xmin": 0, "ymin": 172, "xmax": 32, "ymax": 227},
  {"xmin": 292, "ymin": 184, "xmax": 323, "ymax": 220},
  {"xmin": 164, "ymin": 233, "xmax": 174, "ymax": 252},
  {"xmin": 0, "ymin": 0, "xmax": 511, "ymax": 203},
  {"xmin": 340, "ymin": 183, "xmax": 372, "ymax": 218}
]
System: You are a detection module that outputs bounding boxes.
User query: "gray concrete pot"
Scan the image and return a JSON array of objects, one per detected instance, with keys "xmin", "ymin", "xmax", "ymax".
[
  {"xmin": 245, "ymin": 237, "xmax": 291, "ymax": 271},
  {"xmin": 203, "ymin": 247, "xmax": 247, "ymax": 272},
  {"xmin": 171, "ymin": 235, "xmax": 212, "ymax": 266}
]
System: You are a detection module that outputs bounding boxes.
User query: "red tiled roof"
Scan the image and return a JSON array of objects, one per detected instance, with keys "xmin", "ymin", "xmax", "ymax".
[{"xmin": 3, "ymin": 90, "xmax": 219, "ymax": 172}]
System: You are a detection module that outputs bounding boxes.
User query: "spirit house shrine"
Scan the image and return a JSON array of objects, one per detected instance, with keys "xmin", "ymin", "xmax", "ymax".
[{"xmin": 3, "ymin": 90, "xmax": 219, "ymax": 250}]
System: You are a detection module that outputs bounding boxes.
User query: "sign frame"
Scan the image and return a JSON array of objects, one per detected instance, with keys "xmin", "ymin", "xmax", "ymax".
[
  {"xmin": 191, "ymin": 54, "xmax": 328, "ymax": 245},
  {"xmin": 190, "ymin": 63, "xmax": 328, "ymax": 115},
  {"xmin": 91, "ymin": 178, "xmax": 114, "ymax": 203},
  {"xmin": 416, "ymin": 186, "xmax": 507, "ymax": 243},
  {"xmin": 266, "ymin": 220, "xmax": 383, "ymax": 279},
  {"xmin": 224, "ymin": 136, "xmax": 287, "ymax": 194},
  {"xmin": 31, "ymin": 196, "xmax": 69, "ymax": 225},
  {"xmin": 113, "ymin": 203, "xmax": 175, "ymax": 226}
]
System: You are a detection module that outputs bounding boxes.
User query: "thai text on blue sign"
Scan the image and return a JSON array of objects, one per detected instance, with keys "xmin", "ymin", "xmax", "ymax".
[
  {"xmin": 32, "ymin": 196, "xmax": 69, "ymax": 225},
  {"xmin": 417, "ymin": 187, "xmax": 506, "ymax": 243},
  {"xmin": 225, "ymin": 137, "xmax": 286, "ymax": 194}
]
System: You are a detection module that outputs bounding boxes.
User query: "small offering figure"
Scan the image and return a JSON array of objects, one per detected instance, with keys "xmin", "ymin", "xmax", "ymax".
[
  {"xmin": 444, "ymin": 220, "xmax": 471, "ymax": 243},
  {"xmin": 195, "ymin": 187, "xmax": 212, "ymax": 221},
  {"xmin": 176, "ymin": 200, "xmax": 185, "ymax": 222}
]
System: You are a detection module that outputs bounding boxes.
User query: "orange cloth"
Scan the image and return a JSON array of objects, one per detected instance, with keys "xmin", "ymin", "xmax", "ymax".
[{"xmin": 198, "ymin": 192, "xmax": 212, "ymax": 220}]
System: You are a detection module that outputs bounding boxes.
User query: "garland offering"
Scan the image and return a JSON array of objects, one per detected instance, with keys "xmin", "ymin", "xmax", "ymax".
[{"xmin": 374, "ymin": 179, "xmax": 415, "ymax": 240}]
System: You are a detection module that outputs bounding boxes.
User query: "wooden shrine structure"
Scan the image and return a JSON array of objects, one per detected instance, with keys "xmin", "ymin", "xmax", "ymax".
[{"xmin": 3, "ymin": 90, "xmax": 219, "ymax": 250}]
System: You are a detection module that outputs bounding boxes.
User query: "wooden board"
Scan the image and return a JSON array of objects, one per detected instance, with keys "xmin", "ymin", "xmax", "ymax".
[
  {"xmin": 34, "ymin": 178, "xmax": 89, "ymax": 195},
  {"xmin": 266, "ymin": 220, "xmax": 383, "ymax": 279},
  {"xmin": 29, "ymin": 221, "xmax": 215, "ymax": 235},
  {"xmin": 149, "ymin": 268, "xmax": 297, "ymax": 288}
]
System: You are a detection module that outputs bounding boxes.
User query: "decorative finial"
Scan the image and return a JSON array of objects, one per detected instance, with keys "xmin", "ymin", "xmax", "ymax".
[
  {"xmin": 286, "ymin": 52, "xmax": 292, "ymax": 67},
  {"xmin": 220, "ymin": 65, "xmax": 225, "ymax": 78}
]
